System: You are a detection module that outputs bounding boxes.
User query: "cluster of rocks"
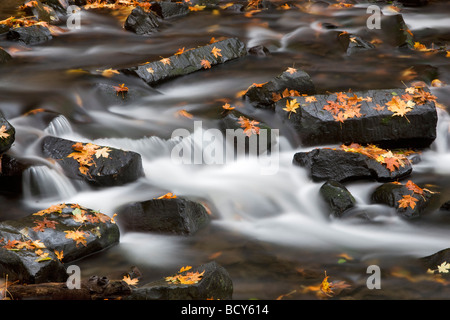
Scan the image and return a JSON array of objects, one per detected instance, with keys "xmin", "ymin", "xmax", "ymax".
[{"xmin": 0, "ymin": 0, "xmax": 448, "ymax": 300}]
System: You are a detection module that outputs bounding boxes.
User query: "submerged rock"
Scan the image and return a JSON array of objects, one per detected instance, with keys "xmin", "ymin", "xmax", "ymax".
[
  {"xmin": 7, "ymin": 25, "xmax": 53, "ymax": 45},
  {"xmin": 293, "ymin": 147, "xmax": 412, "ymax": 182},
  {"xmin": 41, "ymin": 136, "xmax": 144, "ymax": 187},
  {"xmin": 117, "ymin": 197, "xmax": 210, "ymax": 235},
  {"xmin": 276, "ymin": 87, "xmax": 437, "ymax": 149},
  {"xmin": 126, "ymin": 261, "xmax": 233, "ymax": 300},
  {"xmin": 124, "ymin": 6, "xmax": 160, "ymax": 35},
  {"xmin": 123, "ymin": 37, "xmax": 247, "ymax": 86},
  {"xmin": 0, "ymin": 111, "xmax": 15, "ymax": 154},
  {"xmin": 371, "ymin": 181, "xmax": 440, "ymax": 219},
  {"xmin": 244, "ymin": 68, "xmax": 316, "ymax": 109},
  {"xmin": 0, "ymin": 203, "xmax": 120, "ymax": 283},
  {"xmin": 319, "ymin": 180, "xmax": 356, "ymax": 217}
]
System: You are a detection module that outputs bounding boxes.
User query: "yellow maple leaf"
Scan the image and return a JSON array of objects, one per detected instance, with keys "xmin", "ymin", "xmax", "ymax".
[
  {"xmin": 200, "ymin": 59, "xmax": 211, "ymax": 69},
  {"xmin": 95, "ymin": 147, "xmax": 111, "ymax": 159}
]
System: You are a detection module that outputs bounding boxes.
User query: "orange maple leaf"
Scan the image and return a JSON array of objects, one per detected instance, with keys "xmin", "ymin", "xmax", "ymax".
[
  {"xmin": 54, "ymin": 250, "xmax": 64, "ymax": 261},
  {"xmin": 386, "ymin": 96, "xmax": 413, "ymax": 117},
  {"xmin": 283, "ymin": 99, "xmax": 300, "ymax": 118},
  {"xmin": 222, "ymin": 103, "xmax": 235, "ymax": 110},
  {"xmin": 156, "ymin": 192, "xmax": 177, "ymax": 199},
  {"xmin": 112, "ymin": 83, "xmax": 128, "ymax": 98},
  {"xmin": 33, "ymin": 217, "xmax": 59, "ymax": 232},
  {"xmin": 174, "ymin": 47, "xmax": 185, "ymax": 56},
  {"xmin": 333, "ymin": 112, "xmax": 346, "ymax": 123},
  {"xmin": 211, "ymin": 46, "xmax": 222, "ymax": 58},
  {"xmin": 176, "ymin": 109, "xmax": 194, "ymax": 119},
  {"xmin": 33, "ymin": 203, "xmax": 67, "ymax": 216},
  {"xmin": 237, "ymin": 116, "xmax": 260, "ymax": 137}
]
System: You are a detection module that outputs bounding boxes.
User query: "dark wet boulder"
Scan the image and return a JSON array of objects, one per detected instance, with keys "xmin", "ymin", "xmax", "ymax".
[
  {"xmin": 319, "ymin": 180, "xmax": 356, "ymax": 217},
  {"xmin": 124, "ymin": 6, "xmax": 160, "ymax": 36},
  {"xmin": 7, "ymin": 25, "xmax": 53, "ymax": 45},
  {"xmin": 116, "ymin": 197, "xmax": 210, "ymax": 235},
  {"xmin": 0, "ymin": 203, "xmax": 120, "ymax": 283},
  {"xmin": 293, "ymin": 147, "xmax": 412, "ymax": 182},
  {"xmin": 123, "ymin": 37, "xmax": 247, "ymax": 86},
  {"xmin": 126, "ymin": 261, "xmax": 233, "ymax": 300},
  {"xmin": 151, "ymin": 1, "xmax": 190, "ymax": 19},
  {"xmin": 0, "ymin": 111, "xmax": 15, "ymax": 154},
  {"xmin": 0, "ymin": 48, "xmax": 12, "ymax": 64},
  {"xmin": 244, "ymin": 68, "xmax": 315, "ymax": 110},
  {"xmin": 41, "ymin": 136, "xmax": 144, "ymax": 187},
  {"xmin": 276, "ymin": 87, "xmax": 437, "ymax": 149},
  {"xmin": 371, "ymin": 181, "xmax": 440, "ymax": 219}
]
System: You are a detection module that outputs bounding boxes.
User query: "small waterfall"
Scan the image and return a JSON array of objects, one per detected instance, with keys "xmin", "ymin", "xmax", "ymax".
[{"xmin": 22, "ymin": 166, "xmax": 78, "ymax": 202}]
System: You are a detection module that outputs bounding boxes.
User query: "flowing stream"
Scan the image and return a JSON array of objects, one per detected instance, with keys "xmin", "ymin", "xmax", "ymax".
[{"xmin": 1, "ymin": 0, "xmax": 450, "ymax": 299}]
